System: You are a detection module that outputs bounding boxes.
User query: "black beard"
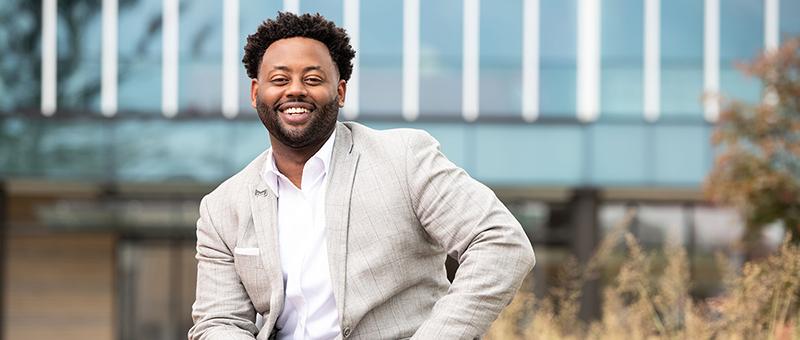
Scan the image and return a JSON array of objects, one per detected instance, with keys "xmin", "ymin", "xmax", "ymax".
[{"xmin": 256, "ymin": 96, "xmax": 339, "ymax": 149}]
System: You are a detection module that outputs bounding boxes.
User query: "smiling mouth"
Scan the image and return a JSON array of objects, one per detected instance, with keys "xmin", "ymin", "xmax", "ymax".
[
  {"xmin": 277, "ymin": 104, "xmax": 314, "ymax": 125},
  {"xmin": 282, "ymin": 107, "xmax": 311, "ymax": 115}
]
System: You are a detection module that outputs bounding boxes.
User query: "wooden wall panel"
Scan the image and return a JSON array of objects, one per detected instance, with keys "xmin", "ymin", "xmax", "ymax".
[{"xmin": 3, "ymin": 234, "xmax": 115, "ymax": 340}]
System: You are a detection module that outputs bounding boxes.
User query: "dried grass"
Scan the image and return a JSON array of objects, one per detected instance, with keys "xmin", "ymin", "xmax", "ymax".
[{"xmin": 486, "ymin": 211, "xmax": 800, "ymax": 340}]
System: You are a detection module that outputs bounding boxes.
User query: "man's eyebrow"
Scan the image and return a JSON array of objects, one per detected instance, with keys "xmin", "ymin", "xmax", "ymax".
[{"xmin": 270, "ymin": 65, "xmax": 324, "ymax": 72}]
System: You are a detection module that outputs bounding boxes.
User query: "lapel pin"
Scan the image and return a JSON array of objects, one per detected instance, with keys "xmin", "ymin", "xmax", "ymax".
[{"xmin": 254, "ymin": 189, "xmax": 269, "ymax": 197}]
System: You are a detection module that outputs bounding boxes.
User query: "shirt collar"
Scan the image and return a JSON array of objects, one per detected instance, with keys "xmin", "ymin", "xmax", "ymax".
[{"xmin": 261, "ymin": 130, "xmax": 337, "ymax": 196}]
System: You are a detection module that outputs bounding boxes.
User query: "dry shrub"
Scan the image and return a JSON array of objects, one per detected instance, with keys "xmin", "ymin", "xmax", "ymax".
[{"xmin": 487, "ymin": 212, "xmax": 800, "ymax": 340}]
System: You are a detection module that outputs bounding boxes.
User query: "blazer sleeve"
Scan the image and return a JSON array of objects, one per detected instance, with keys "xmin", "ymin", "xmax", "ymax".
[
  {"xmin": 404, "ymin": 131, "xmax": 536, "ymax": 340},
  {"xmin": 188, "ymin": 196, "xmax": 258, "ymax": 340}
]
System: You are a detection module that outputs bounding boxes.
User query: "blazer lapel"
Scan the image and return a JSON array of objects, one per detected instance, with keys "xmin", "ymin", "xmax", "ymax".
[
  {"xmin": 249, "ymin": 177, "xmax": 284, "ymax": 321},
  {"xmin": 326, "ymin": 123, "xmax": 360, "ymax": 320}
]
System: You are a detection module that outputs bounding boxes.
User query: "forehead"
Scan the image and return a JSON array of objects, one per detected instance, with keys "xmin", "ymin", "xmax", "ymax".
[{"xmin": 261, "ymin": 37, "xmax": 336, "ymax": 72}]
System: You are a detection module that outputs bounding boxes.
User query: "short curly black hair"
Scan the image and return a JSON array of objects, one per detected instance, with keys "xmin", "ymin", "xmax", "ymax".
[{"xmin": 243, "ymin": 12, "xmax": 355, "ymax": 81}]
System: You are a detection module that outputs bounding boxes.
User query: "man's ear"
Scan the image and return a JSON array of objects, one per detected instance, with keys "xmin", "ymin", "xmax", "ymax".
[
  {"xmin": 250, "ymin": 79, "xmax": 259, "ymax": 109},
  {"xmin": 337, "ymin": 79, "xmax": 347, "ymax": 107}
]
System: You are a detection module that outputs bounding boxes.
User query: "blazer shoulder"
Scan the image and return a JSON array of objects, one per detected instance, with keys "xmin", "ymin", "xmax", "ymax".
[
  {"xmin": 343, "ymin": 121, "xmax": 439, "ymax": 153},
  {"xmin": 203, "ymin": 149, "xmax": 268, "ymax": 208}
]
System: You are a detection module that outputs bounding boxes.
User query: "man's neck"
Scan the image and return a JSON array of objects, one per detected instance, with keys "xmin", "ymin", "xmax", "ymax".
[{"xmin": 269, "ymin": 130, "xmax": 333, "ymax": 189}]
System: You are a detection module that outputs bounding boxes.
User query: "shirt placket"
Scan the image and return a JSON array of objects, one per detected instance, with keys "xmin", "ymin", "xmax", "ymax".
[
  {"xmin": 301, "ymin": 164, "xmax": 326, "ymax": 339},
  {"xmin": 303, "ymin": 173, "xmax": 322, "ymax": 339},
  {"xmin": 299, "ymin": 192, "xmax": 314, "ymax": 339},
  {"xmin": 280, "ymin": 181, "xmax": 306, "ymax": 340}
]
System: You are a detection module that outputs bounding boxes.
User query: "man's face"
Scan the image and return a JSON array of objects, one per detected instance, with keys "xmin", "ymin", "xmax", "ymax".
[{"xmin": 250, "ymin": 37, "xmax": 346, "ymax": 149}]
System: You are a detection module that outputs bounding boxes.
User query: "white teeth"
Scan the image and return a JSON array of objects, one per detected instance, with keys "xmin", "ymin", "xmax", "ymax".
[{"xmin": 284, "ymin": 107, "xmax": 310, "ymax": 114}]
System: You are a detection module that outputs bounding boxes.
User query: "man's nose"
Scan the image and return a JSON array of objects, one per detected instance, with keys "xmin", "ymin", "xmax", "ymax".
[{"xmin": 285, "ymin": 79, "xmax": 307, "ymax": 97}]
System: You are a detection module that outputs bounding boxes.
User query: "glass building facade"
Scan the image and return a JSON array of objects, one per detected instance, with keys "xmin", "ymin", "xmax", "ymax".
[{"xmin": 1, "ymin": 0, "xmax": 798, "ymax": 339}]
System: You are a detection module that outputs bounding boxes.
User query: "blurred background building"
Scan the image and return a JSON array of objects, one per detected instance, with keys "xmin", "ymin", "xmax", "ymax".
[{"xmin": 1, "ymin": 0, "xmax": 799, "ymax": 339}]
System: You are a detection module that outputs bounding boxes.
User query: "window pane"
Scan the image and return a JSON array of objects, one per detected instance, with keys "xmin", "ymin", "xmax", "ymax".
[
  {"xmin": 636, "ymin": 205, "xmax": 687, "ymax": 247},
  {"xmin": 721, "ymin": 0, "xmax": 763, "ymax": 61},
  {"xmin": 0, "ymin": 118, "xmax": 109, "ymax": 179},
  {"xmin": 118, "ymin": 0, "xmax": 164, "ymax": 113},
  {"xmin": 113, "ymin": 120, "xmax": 231, "ymax": 182},
  {"xmin": 419, "ymin": 0, "xmax": 462, "ymax": 117},
  {"xmin": 590, "ymin": 124, "xmax": 647, "ymax": 184},
  {"xmin": 601, "ymin": 0, "xmax": 643, "ymax": 116},
  {"xmin": 0, "ymin": 117, "xmax": 27, "ymax": 174},
  {"xmin": 57, "ymin": 0, "xmax": 102, "ymax": 113},
  {"xmin": 691, "ymin": 206, "xmax": 743, "ymax": 296},
  {"xmin": 652, "ymin": 124, "xmax": 709, "ymax": 185},
  {"xmin": 693, "ymin": 206, "xmax": 744, "ymax": 250},
  {"xmin": 661, "ymin": 0, "xmax": 703, "ymax": 116},
  {"xmin": 360, "ymin": 0, "xmax": 403, "ymax": 117},
  {"xmin": 38, "ymin": 119, "xmax": 109, "ymax": 179},
  {"xmin": 599, "ymin": 203, "xmax": 630, "ymax": 236},
  {"xmin": 119, "ymin": 241, "xmax": 197, "ymax": 340},
  {"xmin": 479, "ymin": 0, "xmax": 523, "ymax": 117},
  {"xmin": 508, "ymin": 200, "xmax": 570, "ymax": 297},
  {"xmin": 120, "ymin": 243, "xmax": 171, "ymax": 340},
  {"xmin": 0, "ymin": 2, "xmax": 42, "ymax": 112},
  {"xmin": 301, "ymin": 0, "xmax": 343, "ymax": 25},
  {"xmin": 540, "ymin": 1, "xmax": 577, "ymax": 116},
  {"xmin": 780, "ymin": 0, "xmax": 800, "ymax": 41},
  {"xmin": 178, "ymin": 0, "xmax": 223, "ymax": 114},
  {"xmin": 507, "ymin": 200, "xmax": 549, "ymax": 238},
  {"xmin": 720, "ymin": 0, "xmax": 763, "ymax": 104},
  {"xmin": 474, "ymin": 125, "xmax": 583, "ymax": 184}
]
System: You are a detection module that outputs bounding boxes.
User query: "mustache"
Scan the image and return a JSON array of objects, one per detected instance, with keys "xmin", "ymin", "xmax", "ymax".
[{"xmin": 273, "ymin": 98, "xmax": 316, "ymax": 111}]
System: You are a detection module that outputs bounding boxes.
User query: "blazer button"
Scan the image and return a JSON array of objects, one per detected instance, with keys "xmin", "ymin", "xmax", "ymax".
[{"xmin": 342, "ymin": 327, "xmax": 351, "ymax": 338}]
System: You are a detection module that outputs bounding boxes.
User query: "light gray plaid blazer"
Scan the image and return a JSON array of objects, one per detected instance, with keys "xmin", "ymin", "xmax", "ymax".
[{"xmin": 189, "ymin": 122, "xmax": 535, "ymax": 340}]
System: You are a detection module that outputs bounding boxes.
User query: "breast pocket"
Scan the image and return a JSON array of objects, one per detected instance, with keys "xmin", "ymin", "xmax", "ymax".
[
  {"xmin": 234, "ymin": 247, "xmax": 264, "ymax": 269},
  {"xmin": 234, "ymin": 249, "xmax": 271, "ymax": 313}
]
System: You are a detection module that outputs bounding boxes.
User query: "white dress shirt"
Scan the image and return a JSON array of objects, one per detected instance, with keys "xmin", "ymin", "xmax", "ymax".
[{"xmin": 261, "ymin": 132, "xmax": 340, "ymax": 340}]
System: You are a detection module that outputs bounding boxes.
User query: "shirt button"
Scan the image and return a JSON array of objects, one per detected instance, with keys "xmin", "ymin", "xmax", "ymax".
[{"xmin": 342, "ymin": 327, "xmax": 351, "ymax": 338}]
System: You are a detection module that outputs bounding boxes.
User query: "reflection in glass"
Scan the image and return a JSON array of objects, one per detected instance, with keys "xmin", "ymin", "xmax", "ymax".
[
  {"xmin": 56, "ymin": 0, "xmax": 102, "ymax": 112},
  {"xmin": 479, "ymin": 0, "xmax": 522, "ymax": 117},
  {"xmin": 600, "ymin": 0, "xmax": 643, "ymax": 117},
  {"xmin": 539, "ymin": 0, "xmax": 577, "ymax": 116},
  {"xmin": 590, "ymin": 124, "xmax": 648, "ymax": 184},
  {"xmin": 301, "ymin": 0, "xmax": 343, "ymax": 26},
  {"xmin": 780, "ymin": 0, "xmax": 800, "ymax": 41},
  {"xmin": 720, "ymin": 0, "xmax": 763, "ymax": 104},
  {"xmin": 0, "ymin": 118, "xmax": 108, "ymax": 178},
  {"xmin": 720, "ymin": 0, "xmax": 763, "ymax": 61},
  {"xmin": 419, "ymin": 0, "xmax": 463, "ymax": 117},
  {"xmin": 119, "ymin": 240, "xmax": 196, "ymax": 340},
  {"xmin": 636, "ymin": 204, "xmax": 686, "ymax": 246},
  {"xmin": 693, "ymin": 206, "xmax": 744, "ymax": 250},
  {"xmin": 507, "ymin": 200, "xmax": 549, "ymax": 237},
  {"xmin": 691, "ymin": 206, "xmax": 745, "ymax": 296},
  {"xmin": 661, "ymin": 0, "xmax": 703, "ymax": 116},
  {"xmin": 359, "ymin": 0, "xmax": 403, "ymax": 116},
  {"xmin": 37, "ymin": 119, "xmax": 109, "ymax": 178},
  {"xmin": 0, "ymin": 1, "xmax": 43, "ymax": 111},
  {"xmin": 113, "ymin": 120, "xmax": 232, "ymax": 182},
  {"xmin": 178, "ymin": 1, "xmax": 223, "ymax": 114},
  {"xmin": 118, "ymin": 0, "xmax": 164, "ymax": 113}
]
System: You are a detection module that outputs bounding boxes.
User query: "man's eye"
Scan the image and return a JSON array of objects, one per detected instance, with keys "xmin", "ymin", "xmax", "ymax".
[
  {"xmin": 271, "ymin": 78, "xmax": 288, "ymax": 84},
  {"xmin": 305, "ymin": 78, "xmax": 322, "ymax": 84}
]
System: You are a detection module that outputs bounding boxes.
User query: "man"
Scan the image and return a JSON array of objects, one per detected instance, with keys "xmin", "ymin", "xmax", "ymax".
[{"xmin": 189, "ymin": 12, "xmax": 534, "ymax": 340}]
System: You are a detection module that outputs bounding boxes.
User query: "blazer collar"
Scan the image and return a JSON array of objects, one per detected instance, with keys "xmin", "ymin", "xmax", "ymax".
[
  {"xmin": 248, "ymin": 166, "xmax": 284, "ymax": 320},
  {"xmin": 325, "ymin": 122, "xmax": 360, "ymax": 322}
]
